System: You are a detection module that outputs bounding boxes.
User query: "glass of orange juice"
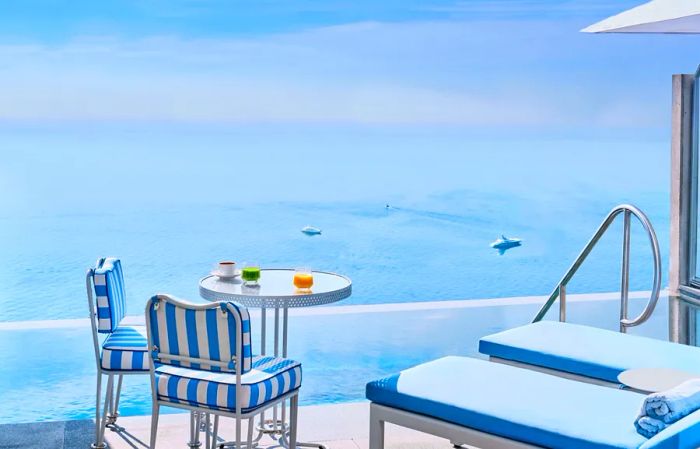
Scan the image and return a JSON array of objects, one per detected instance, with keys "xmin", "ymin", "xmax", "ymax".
[{"xmin": 293, "ymin": 267, "xmax": 313, "ymax": 291}]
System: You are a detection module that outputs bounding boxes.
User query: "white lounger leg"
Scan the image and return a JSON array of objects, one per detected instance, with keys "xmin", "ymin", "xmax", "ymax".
[
  {"xmin": 369, "ymin": 404, "xmax": 385, "ymax": 449},
  {"xmin": 370, "ymin": 403, "xmax": 539, "ymax": 449}
]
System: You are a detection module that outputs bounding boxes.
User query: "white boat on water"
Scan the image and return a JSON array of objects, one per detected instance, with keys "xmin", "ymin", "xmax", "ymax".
[
  {"xmin": 301, "ymin": 226, "xmax": 322, "ymax": 235},
  {"xmin": 490, "ymin": 235, "xmax": 522, "ymax": 255}
]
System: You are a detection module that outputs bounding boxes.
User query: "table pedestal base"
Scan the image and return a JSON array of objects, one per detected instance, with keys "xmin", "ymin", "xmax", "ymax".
[
  {"xmin": 202, "ymin": 414, "xmax": 328, "ymax": 449},
  {"xmin": 257, "ymin": 418, "xmax": 287, "ymax": 435}
]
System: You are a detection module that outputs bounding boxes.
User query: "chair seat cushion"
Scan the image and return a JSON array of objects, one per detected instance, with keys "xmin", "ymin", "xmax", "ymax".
[
  {"xmin": 101, "ymin": 325, "xmax": 149, "ymax": 371},
  {"xmin": 367, "ymin": 356, "xmax": 665, "ymax": 449},
  {"xmin": 155, "ymin": 356, "xmax": 301, "ymax": 412},
  {"xmin": 478, "ymin": 322, "xmax": 700, "ymax": 383}
]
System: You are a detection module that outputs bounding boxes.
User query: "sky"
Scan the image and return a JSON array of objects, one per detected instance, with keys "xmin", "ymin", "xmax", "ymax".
[
  {"xmin": 1, "ymin": 0, "xmax": 700, "ymax": 212},
  {"xmin": 0, "ymin": 0, "xmax": 699, "ymax": 127}
]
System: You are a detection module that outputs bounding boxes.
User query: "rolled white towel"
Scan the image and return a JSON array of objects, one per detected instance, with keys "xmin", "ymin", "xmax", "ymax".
[
  {"xmin": 642, "ymin": 378, "xmax": 700, "ymax": 424},
  {"xmin": 635, "ymin": 415, "xmax": 667, "ymax": 439}
]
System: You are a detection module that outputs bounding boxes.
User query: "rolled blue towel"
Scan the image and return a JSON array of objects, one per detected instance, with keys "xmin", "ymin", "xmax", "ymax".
[
  {"xmin": 635, "ymin": 416, "xmax": 667, "ymax": 439},
  {"xmin": 642, "ymin": 378, "xmax": 700, "ymax": 424}
]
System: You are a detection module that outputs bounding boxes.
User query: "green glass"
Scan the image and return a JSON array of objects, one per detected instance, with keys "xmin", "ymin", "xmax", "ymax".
[{"xmin": 241, "ymin": 266, "xmax": 261, "ymax": 282}]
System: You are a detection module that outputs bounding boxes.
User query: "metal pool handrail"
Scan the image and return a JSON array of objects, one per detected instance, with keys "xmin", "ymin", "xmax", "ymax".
[{"xmin": 532, "ymin": 204, "xmax": 662, "ymax": 333}]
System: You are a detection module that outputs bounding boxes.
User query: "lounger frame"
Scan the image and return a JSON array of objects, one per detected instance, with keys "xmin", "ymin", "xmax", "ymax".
[
  {"xmin": 369, "ymin": 403, "xmax": 542, "ymax": 449},
  {"xmin": 489, "ymin": 356, "xmax": 620, "ymax": 388}
]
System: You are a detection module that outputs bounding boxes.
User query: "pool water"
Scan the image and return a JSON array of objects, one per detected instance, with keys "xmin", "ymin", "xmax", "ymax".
[{"xmin": 0, "ymin": 296, "xmax": 669, "ymax": 424}]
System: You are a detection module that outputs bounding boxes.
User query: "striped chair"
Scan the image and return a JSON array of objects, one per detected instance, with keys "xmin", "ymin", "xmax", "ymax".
[
  {"xmin": 145, "ymin": 294, "xmax": 301, "ymax": 449},
  {"xmin": 86, "ymin": 258, "xmax": 150, "ymax": 449}
]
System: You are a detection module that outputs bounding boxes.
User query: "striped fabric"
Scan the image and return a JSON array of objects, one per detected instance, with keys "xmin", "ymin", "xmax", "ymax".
[
  {"xmin": 146, "ymin": 295, "xmax": 253, "ymax": 374},
  {"xmin": 93, "ymin": 258, "xmax": 127, "ymax": 333},
  {"xmin": 101, "ymin": 325, "xmax": 150, "ymax": 371},
  {"xmin": 154, "ymin": 356, "xmax": 302, "ymax": 412}
]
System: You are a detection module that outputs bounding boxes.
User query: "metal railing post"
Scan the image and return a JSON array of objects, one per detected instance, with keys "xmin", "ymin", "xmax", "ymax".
[
  {"xmin": 532, "ymin": 204, "xmax": 661, "ymax": 331},
  {"xmin": 559, "ymin": 284, "xmax": 566, "ymax": 322},
  {"xmin": 620, "ymin": 210, "xmax": 631, "ymax": 332}
]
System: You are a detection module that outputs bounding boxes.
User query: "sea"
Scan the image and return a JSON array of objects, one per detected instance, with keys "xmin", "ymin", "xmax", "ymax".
[{"xmin": 0, "ymin": 123, "xmax": 671, "ymax": 322}]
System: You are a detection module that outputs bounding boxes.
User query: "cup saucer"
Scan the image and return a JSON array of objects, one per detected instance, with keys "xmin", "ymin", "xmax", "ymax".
[{"xmin": 212, "ymin": 270, "xmax": 241, "ymax": 280}]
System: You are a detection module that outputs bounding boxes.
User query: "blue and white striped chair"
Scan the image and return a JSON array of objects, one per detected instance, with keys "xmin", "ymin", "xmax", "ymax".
[
  {"xmin": 86, "ymin": 257, "xmax": 150, "ymax": 449},
  {"xmin": 145, "ymin": 294, "xmax": 301, "ymax": 449}
]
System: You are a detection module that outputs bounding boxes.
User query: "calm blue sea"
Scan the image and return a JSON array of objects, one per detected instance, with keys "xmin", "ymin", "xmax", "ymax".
[
  {"xmin": 0, "ymin": 189, "xmax": 670, "ymax": 322},
  {"xmin": 0, "ymin": 125, "xmax": 671, "ymax": 321}
]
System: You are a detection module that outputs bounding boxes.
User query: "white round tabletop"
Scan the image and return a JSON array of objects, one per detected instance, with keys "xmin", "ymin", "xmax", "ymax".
[
  {"xmin": 199, "ymin": 268, "xmax": 352, "ymax": 308},
  {"xmin": 618, "ymin": 367, "xmax": 700, "ymax": 394}
]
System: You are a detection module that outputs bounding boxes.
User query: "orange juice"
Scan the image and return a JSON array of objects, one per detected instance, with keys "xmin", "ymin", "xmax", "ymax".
[{"xmin": 293, "ymin": 273, "xmax": 314, "ymax": 289}]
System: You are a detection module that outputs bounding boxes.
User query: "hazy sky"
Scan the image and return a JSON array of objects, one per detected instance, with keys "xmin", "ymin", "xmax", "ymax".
[
  {"xmin": 1, "ymin": 1, "xmax": 699, "ymax": 212},
  {"xmin": 0, "ymin": 0, "xmax": 699, "ymax": 127}
]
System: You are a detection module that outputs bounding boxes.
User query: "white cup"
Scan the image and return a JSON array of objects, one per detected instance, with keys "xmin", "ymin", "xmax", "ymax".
[{"xmin": 218, "ymin": 261, "xmax": 237, "ymax": 276}]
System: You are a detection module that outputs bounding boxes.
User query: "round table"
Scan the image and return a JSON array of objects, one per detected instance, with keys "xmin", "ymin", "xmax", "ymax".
[
  {"xmin": 199, "ymin": 269, "xmax": 352, "ymax": 449},
  {"xmin": 199, "ymin": 269, "xmax": 352, "ymax": 309},
  {"xmin": 618, "ymin": 368, "xmax": 700, "ymax": 394}
]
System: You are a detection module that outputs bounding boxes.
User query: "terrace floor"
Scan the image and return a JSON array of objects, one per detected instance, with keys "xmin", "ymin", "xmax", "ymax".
[{"xmin": 0, "ymin": 402, "xmax": 452, "ymax": 449}]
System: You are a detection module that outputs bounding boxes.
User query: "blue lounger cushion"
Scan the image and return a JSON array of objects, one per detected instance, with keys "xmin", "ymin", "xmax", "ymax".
[
  {"xmin": 479, "ymin": 321, "xmax": 700, "ymax": 383},
  {"xmin": 366, "ymin": 356, "xmax": 700, "ymax": 449}
]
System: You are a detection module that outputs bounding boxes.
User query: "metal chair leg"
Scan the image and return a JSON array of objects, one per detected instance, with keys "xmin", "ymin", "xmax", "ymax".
[
  {"xmin": 211, "ymin": 415, "xmax": 219, "ymax": 449},
  {"xmin": 150, "ymin": 404, "xmax": 160, "ymax": 449},
  {"xmin": 289, "ymin": 395, "xmax": 298, "ymax": 449},
  {"xmin": 205, "ymin": 414, "xmax": 211, "ymax": 449},
  {"xmin": 91, "ymin": 373, "xmax": 105, "ymax": 449},
  {"xmin": 95, "ymin": 375, "xmax": 114, "ymax": 449},
  {"xmin": 190, "ymin": 411, "xmax": 196, "ymax": 446},
  {"xmin": 107, "ymin": 375, "xmax": 123, "ymax": 425},
  {"xmin": 247, "ymin": 417, "xmax": 254, "ymax": 448},
  {"xmin": 235, "ymin": 416, "xmax": 242, "ymax": 449},
  {"xmin": 189, "ymin": 412, "xmax": 203, "ymax": 448}
]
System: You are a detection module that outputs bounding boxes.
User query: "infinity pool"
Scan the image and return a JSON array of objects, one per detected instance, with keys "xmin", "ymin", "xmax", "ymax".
[{"xmin": 0, "ymin": 294, "xmax": 670, "ymax": 424}]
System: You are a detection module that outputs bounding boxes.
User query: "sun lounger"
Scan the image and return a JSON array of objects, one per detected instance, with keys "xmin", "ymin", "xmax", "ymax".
[
  {"xmin": 479, "ymin": 321, "xmax": 700, "ymax": 386},
  {"xmin": 366, "ymin": 356, "xmax": 700, "ymax": 449}
]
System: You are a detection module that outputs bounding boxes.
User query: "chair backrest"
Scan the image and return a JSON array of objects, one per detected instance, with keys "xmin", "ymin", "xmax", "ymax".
[
  {"xmin": 91, "ymin": 257, "xmax": 127, "ymax": 333},
  {"xmin": 145, "ymin": 294, "xmax": 252, "ymax": 374}
]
